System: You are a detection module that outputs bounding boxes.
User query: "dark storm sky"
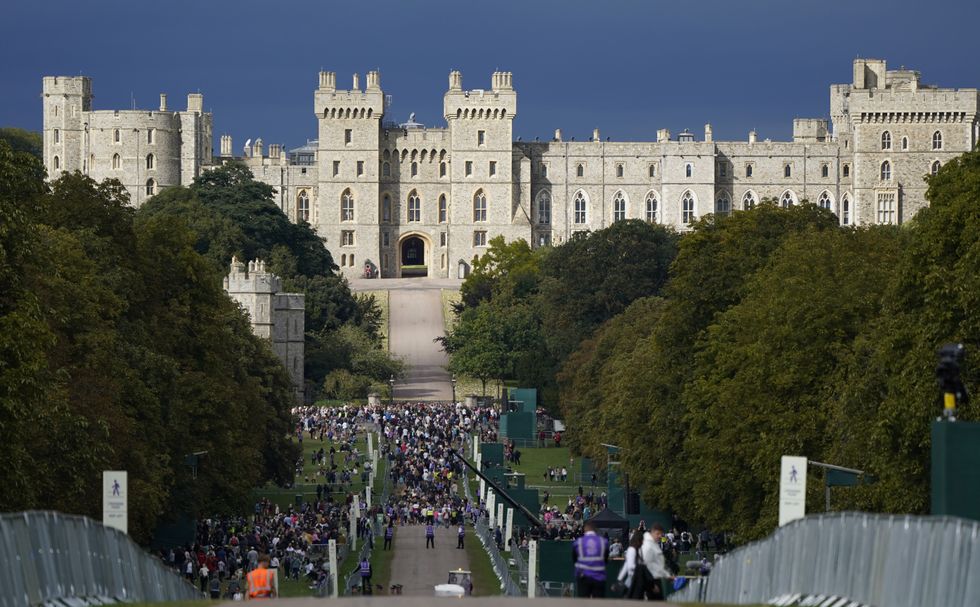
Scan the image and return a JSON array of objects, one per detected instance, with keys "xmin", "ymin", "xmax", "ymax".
[{"xmin": 2, "ymin": 0, "xmax": 979, "ymax": 150}]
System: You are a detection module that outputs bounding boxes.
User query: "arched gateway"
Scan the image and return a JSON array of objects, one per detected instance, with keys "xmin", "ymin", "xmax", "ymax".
[{"xmin": 398, "ymin": 233, "xmax": 430, "ymax": 277}]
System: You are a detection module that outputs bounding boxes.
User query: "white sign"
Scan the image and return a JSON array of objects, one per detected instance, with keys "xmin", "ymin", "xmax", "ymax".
[
  {"xmin": 328, "ymin": 539, "xmax": 338, "ymax": 598},
  {"xmin": 528, "ymin": 540, "xmax": 538, "ymax": 598},
  {"xmin": 497, "ymin": 503, "xmax": 504, "ymax": 534},
  {"xmin": 505, "ymin": 508, "xmax": 514, "ymax": 552},
  {"xmin": 102, "ymin": 471, "xmax": 128, "ymax": 534},
  {"xmin": 778, "ymin": 456, "xmax": 808, "ymax": 526},
  {"xmin": 488, "ymin": 492, "xmax": 496, "ymax": 527}
]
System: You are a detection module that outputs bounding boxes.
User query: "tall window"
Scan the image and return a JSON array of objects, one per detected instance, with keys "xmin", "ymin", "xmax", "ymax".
[
  {"xmin": 682, "ymin": 191, "xmax": 696, "ymax": 224},
  {"xmin": 357, "ymin": 160, "xmax": 364, "ymax": 176},
  {"xmin": 440, "ymin": 162, "xmax": 447, "ymax": 177},
  {"xmin": 297, "ymin": 191, "xmax": 310, "ymax": 222},
  {"xmin": 473, "ymin": 190, "xmax": 487, "ymax": 222},
  {"xmin": 746, "ymin": 164, "xmax": 753, "ymax": 178},
  {"xmin": 438, "ymin": 195, "xmax": 448, "ymax": 223},
  {"xmin": 821, "ymin": 164, "xmax": 829, "ymax": 178},
  {"xmin": 880, "ymin": 160, "xmax": 891, "ymax": 181},
  {"xmin": 842, "ymin": 195, "xmax": 851, "ymax": 225},
  {"xmin": 718, "ymin": 163, "xmax": 727, "ymax": 178},
  {"xmin": 616, "ymin": 164, "xmax": 624, "ymax": 178},
  {"xmin": 780, "ymin": 191, "xmax": 796, "ymax": 208},
  {"xmin": 613, "ymin": 191, "xmax": 627, "ymax": 222},
  {"xmin": 53, "ymin": 129, "xmax": 60, "ymax": 143},
  {"xmin": 742, "ymin": 191, "xmax": 757, "ymax": 210},
  {"xmin": 489, "ymin": 161, "xmax": 497, "ymax": 176},
  {"xmin": 52, "ymin": 155, "xmax": 60, "ymax": 170},
  {"xmin": 411, "ymin": 162, "xmax": 418, "ymax": 177},
  {"xmin": 408, "ymin": 191, "xmax": 421, "ymax": 222},
  {"xmin": 536, "ymin": 190, "xmax": 551, "ymax": 225},
  {"xmin": 685, "ymin": 163, "xmax": 693, "ymax": 178},
  {"xmin": 342, "ymin": 231, "xmax": 355, "ymax": 246},
  {"xmin": 333, "ymin": 160, "xmax": 340, "ymax": 176},
  {"xmin": 574, "ymin": 191, "xmax": 587, "ymax": 224},
  {"xmin": 931, "ymin": 160, "xmax": 942, "ymax": 175},
  {"xmin": 382, "ymin": 161, "xmax": 390, "ymax": 177},
  {"xmin": 382, "ymin": 194, "xmax": 391, "ymax": 222},
  {"xmin": 145, "ymin": 179, "xmax": 155, "ymax": 196},
  {"xmin": 344, "ymin": 129, "xmax": 352, "ymax": 145},
  {"xmin": 784, "ymin": 164, "xmax": 792, "ymax": 178},
  {"xmin": 113, "ymin": 129, "xmax": 120, "ymax": 143},
  {"xmin": 465, "ymin": 161, "xmax": 473, "ymax": 176},
  {"xmin": 645, "ymin": 191, "xmax": 658, "ymax": 223},
  {"xmin": 576, "ymin": 164, "xmax": 584, "ymax": 177},
  {"xmin": 715, "ymin": 192, "xmax": 731, "ymax": 217},
  {"xmin": 648, "ymin": 163, "xmax": 657, "ymax": 178},
  {"xmin": 843, "ymin": 164, "xmax": 850, "ymax": 178},
  {"xmin": 541, "ymin": 163, "xmax": 548, "ymax": 178},
  {"xmin": 473, "ymin": 231, "xmax": 487, "ymax": 247},
  {"xmin": 818, "ymin": 191, "xmax": 832, "ymax": 210},
  {"xmin": 147, "ymin": 129, "xmax": 154, "ymax": 144},
  {"xmin": 881, "ymin": 131, "xmax": 892, "ymax": 150},
  {"xmin": 146, "ymin": 153, "xmax": 154, "ymax": 170},
  {"xmin": 477, "ymin": 130, "xmax": 485, "ymax": 146},
  {"xmin": 932, "ymin": 131, "xmax": 943, "ymax": 150},
  {"xmin": 877, "ymin": 192, "xmax": 896, "ymax": 225},
  {"xmin": 112, "ymin": 153, "xmax": 121, "ymax": 169},
  {"xmin": 341, "ymin": 189, "xmax": 355, "ymax": 221},
  {"xmin": 901, "ymin": 136, "xmax": 908, "ymax": 150}
]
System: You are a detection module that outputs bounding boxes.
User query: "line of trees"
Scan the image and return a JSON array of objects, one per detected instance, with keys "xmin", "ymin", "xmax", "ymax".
[
  {"xmin": 0, "ymin": 140, "xmax": 397, "ymax": 540},
  {"xmin": 444, "ymin": 148, "xmax": 980, "ymax": 540}
]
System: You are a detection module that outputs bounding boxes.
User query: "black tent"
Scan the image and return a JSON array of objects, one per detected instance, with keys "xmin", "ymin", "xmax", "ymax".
[{"xmin": 587, "ymin": 507, "xmax": 630, "ymax": 543}]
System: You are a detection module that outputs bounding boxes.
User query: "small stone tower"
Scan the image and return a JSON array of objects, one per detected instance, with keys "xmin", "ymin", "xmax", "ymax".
[
  {"xmin": 224, "ymin": 257, "xmax": 305, "ymax": 401},
  {"xmin": 42, "ymin": 76, "xmax": 93, "ymax": 175}
]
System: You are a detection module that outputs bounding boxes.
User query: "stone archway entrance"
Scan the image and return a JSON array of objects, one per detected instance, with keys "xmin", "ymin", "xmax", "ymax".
[{"xmin": 398, "ymin": 234, "xmax": 429, "ymax": 277}]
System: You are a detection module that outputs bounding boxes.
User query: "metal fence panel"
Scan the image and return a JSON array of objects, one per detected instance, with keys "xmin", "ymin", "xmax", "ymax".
[
  {"xmin": 673, "ymin": 512, "xmax": 980, "ymax": 607},
  {"xmin": 1, "ymin": 511, "xmax": 201, "ymax": 607}
]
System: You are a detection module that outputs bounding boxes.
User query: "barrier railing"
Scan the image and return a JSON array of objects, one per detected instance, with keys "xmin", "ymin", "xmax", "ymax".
[
  {"xmin": 0, "ymin": 511, "xmax": 201, "ymax": 607},
  {"xmin": 344, "ymin": 430, "xmax": 390, "ymax": 595},
  {"xmin": 462, "ymin": 452, "xmax": 521, "ymax": 597},
  {"xmin": 672, "ymin": 512, "xmax": 980, "ymax": 607}
]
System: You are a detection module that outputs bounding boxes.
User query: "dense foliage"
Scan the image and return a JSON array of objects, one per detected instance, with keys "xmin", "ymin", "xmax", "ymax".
[
  {"xmin": 0, "ymin": 142, "xmax": 299, "ymax": 540},
  {"xmin": 140, "ymin": 163, "xmax": 400, "ymax": 398},
  {"xmin": 451, "ymin": 152, "xmax": 980, "ymax": 539}
]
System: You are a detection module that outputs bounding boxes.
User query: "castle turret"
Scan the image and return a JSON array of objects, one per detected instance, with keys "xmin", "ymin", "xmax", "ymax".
[{"xmin": 42, "ymin": 76, "xmax": 93, "ymax": 175}]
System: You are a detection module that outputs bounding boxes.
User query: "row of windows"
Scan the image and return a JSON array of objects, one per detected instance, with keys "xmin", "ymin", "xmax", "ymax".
[
  {"xmin": 454, "ymin": 107, "xmax": 508, "ymax": 120},
  {"xmin": 565, "ymin": 160, "xmax": 852, "ymax": 180},
  {"xmin": 106, "ymin": 128, "xmax": 157, "ymax": 144},
  {"xmin": 340, "ymin": 230, "xmax": 489, "ymax": 250},
  {"xmin": 339, "ymin": 159, "xmax": 503, "ymax": 179},
  {"xmin": 879, "ymin": 159, "xmax": 942, "ymax": 180},
  {"xmin": 316, "ymin": 189, "xmax": 488, "ymax": 224},
  {"xmin": 881, "ymin": 130, "xmax": 943, "ymax": 151}
]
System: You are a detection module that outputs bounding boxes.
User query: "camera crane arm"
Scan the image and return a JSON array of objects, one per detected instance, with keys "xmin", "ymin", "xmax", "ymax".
[{"xmin": 449, "ymin": 448, "xmax": 546, "ymax": 531}]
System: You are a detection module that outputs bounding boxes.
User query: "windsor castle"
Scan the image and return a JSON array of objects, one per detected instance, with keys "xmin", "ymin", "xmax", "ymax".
[{"xmin": 42, "ymin": 59, "xmax": 980, "ymax": 280}]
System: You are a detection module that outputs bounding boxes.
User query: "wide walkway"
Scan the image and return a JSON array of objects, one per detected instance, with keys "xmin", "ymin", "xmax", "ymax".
[
  {"xmin": 388, "ymin": 525, "xmax": 470, "ymax": 595},
  {"xmin": 386, "ymin": 284, "xmax": 454, "ymax": 401}
]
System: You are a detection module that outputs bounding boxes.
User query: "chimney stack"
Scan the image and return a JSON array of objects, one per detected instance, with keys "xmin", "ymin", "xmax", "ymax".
[
  {"xmin": 554, "ymin": 128, "xmax": 562, "ymax": 142},
  {"xmin": 352, "ymin": 73, "xmax": 360, "ymax": 91},
  {"xmin": 593, "ymin": 128, "xmax": 600, "ymax": 142},
  {"xmin": 704, "ymin": 123, "xmax": 713, "ymax": 142},
  {"xmin": 749, "ymin": 130, "xmax": 757, "ymax": 144},
  {"xmin": 159, "ymin": 93, "xmax": 167, "ymax": 112}
]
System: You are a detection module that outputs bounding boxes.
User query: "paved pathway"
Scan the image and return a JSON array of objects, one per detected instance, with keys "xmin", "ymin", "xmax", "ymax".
[
  {"xmin": 388, "ymin": 525, "xmax": 471, "ymax": 595},
  {"xmin": 220, "ymin": 597, "xmax": 681, "ymax": 606},
  {"xmin": 386, "ymin": 283, "xmax": 454, "ymax": 401}
]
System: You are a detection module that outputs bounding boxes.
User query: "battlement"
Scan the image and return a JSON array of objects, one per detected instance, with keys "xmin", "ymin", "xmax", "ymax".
[
  {"xmin": 444, "ymin": 70, "xmax": 517, "ymax": 120},
  {"xmin": 315, "ymin": 70, "xmax": 385, "ymax": 119},
  {"xmin": 43, "ymin": 76, "xmax": 93, "ymax": 97},
  {"xmin": 223, "ymin": 257, "xmax": 282, "ymax": 294}
]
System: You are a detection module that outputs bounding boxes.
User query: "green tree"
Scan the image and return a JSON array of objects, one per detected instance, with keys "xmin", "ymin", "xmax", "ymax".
[{"xmin": 0, "ymin": 128, "xmax": 43, "ymax": 159}]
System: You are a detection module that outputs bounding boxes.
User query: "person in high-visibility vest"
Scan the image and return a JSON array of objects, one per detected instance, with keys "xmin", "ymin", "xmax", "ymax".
[
  {"xmin": 572, "ymin": 521, "xmax": 609, "ymax": 598},
  {"xmin": 384, "ymin": 522, "xmax": 394, "ymax": 550},
  {"xmin": 246, "ymin": 554, "xmax": 277, "ymax": 600},
  {"xmin": 359, "ymin": 557, "xmax": 372, "ymax": 594},
  {"xmin": 425, "ymin": 523, "xmax": 435, "ymax": 549}
]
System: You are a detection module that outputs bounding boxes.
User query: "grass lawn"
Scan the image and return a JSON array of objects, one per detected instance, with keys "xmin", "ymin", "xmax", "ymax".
[
  {"xmin": 370, "ymin": 526, "xmax": 397, "ymax": 592},
  {"xmin": 361, "ymin": 289, "xmax": 390, "ymax": 351},
  {"xmin": 464, "ymin": 527, "xmax": 503, "ymax": 596},
  {"xmin": 441, "ymin": 288, "xmax": 461, "ymax": 333}
]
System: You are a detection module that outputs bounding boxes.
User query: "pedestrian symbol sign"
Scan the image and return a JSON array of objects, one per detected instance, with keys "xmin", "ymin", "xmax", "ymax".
[
  {"xmin": 778, "ymin": 456, "xmax": 807, "ymax": 527},
  {"xmin": 102, "ymin": 470, "xmax": 128, "ymax": 534}
]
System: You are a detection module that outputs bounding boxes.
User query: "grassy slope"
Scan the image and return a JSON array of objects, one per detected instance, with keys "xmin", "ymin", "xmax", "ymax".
[{"xmin": 361, "ymin": 289, "xmax": 390, "ymax": 351}]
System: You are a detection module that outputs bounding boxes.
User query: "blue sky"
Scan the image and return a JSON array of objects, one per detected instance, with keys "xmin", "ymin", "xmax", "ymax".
[{"xmin": 2, "ymin": 0, "xmax": 978, "ymax": 150}]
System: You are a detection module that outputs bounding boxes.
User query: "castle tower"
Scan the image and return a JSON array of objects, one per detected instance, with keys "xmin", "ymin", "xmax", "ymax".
[
  {"xmin": 314, "ymin": 70, "xmax": 384, "ymax": 276},
  {"xmin": 224, "ymin": 257, "xmax": 305, "ymax": 401},
  {"xmin": 42, "ymin": 76, "xmax": 93, "ymax": 176},
  {"xmin": 443, "ymin": 70, "xmax": 519, "ymax": 269}
]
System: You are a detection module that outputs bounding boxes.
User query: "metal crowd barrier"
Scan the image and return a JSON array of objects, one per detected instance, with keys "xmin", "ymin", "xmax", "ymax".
[
  {"xmin": 343, "ymin": 431, "xmax": 391, "ymax": 596},
  {"xmin": 462, "ymin": 459, "xmax": 521, "ymax": 597},
  {"xmin": 672, "ymin": 512, "xmax": 980, "ymax": 607},
  {"xmin": 0, "ymin": 511, "xmax": 201, "ymax": 607}
]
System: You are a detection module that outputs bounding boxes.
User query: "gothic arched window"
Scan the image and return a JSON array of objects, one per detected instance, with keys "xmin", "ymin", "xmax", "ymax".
[
  {"xmin": 682, "ymin": 191, "xmax": 696, "ymax": 224},
  {"xmin": 613, "ymin": 191, "xmax": 627, "ymax": 222},
  {"xmin": 472, "ymin": 190, "xmax": 487, "ymax": 222},
  {"xmin": 297, "ymin": 191, "xmax": 310, "ymax": 222},
  {"xmin": 715, "ymin": 191, "xmax": 731, "ymax": 217},
  {"xmin": 408, "ymin": 191, "xmax": 421, "ymax": 223},
  {"xmin": 881, "ymin": 131, "xmax": 892, "ymax": 150},
  {"xmin": 341, "ymin": 189, "xmax": 355, "ymax": 222},
  {"xmin": 536, "ymin": 190, "xmax": 551, "ymax": 225}
]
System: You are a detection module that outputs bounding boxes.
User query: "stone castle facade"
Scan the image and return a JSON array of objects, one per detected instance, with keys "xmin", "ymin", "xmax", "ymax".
[
  {"xmin": 223, "ymin": 258, "xmax": 305, "ymax": 400},
  {"xmin": 43, "ymin": 59, "xmax": 980, "ymax": 279}
]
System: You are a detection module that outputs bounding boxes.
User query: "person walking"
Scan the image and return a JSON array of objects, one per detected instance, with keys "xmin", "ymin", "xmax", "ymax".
[
  {"xmin": 617, "ymin": 531, "xmax": 645, "ymax": 598},
  {"xmin": 198, "ymin": 562, "xmax": 209, "ymax": 593},
  {"xmin": 457, "ymin": 524, "xmax": 465, "ymax": 549},
  {"xmin": 384, "ymin": 522, "xmax": 394, "ymax": 550},
  {"xmin": 572, "ymin": 521, "xmax": 609, "ymax": 598},
  {"xmin": 639, "ymin": 524, "xmax": 672, "ymax": 600},
  {"xmin": 359, "ymin": 557, "xmax": 373, "ymax": 594},
  {"xmin": 425, "ymin": 523, "xmax": 435, "ymax": 549},
  {"xmin": 246, "ymin": 555, "xmax": 277, "ymax": 600}
]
